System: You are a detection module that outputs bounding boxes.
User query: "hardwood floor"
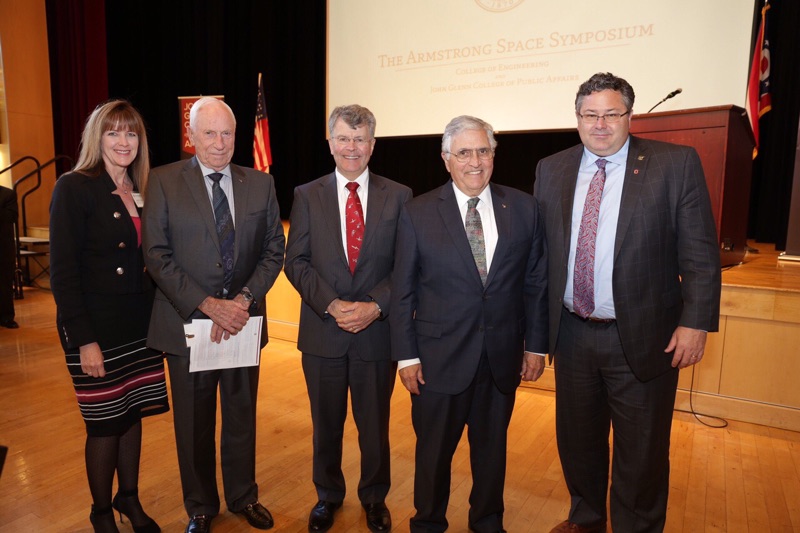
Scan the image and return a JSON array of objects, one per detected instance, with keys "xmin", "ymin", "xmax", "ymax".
[{"xmin": 1, "ymin": 287, "xmax": 799, "ymax": 532}]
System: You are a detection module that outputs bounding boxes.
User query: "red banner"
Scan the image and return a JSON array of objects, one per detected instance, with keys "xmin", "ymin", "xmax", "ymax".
[{"xmin": 178, "ymin": 95, "xmax": 224, "ymax": 159}]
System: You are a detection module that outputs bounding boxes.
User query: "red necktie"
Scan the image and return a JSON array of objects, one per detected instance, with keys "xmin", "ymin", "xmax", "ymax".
[
  {"xmin": 573, "ymin": 158, "xmax": 607, "ymax": 318},
  {"xmin": 345, "ymin": 182, "xmax": 364, "ymax": 274}
]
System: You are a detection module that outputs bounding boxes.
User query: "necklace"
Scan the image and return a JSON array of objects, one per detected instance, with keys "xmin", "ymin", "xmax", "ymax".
[{"xmin": 115, "ymin": 177, "xmax": 131, "ymax": 194}]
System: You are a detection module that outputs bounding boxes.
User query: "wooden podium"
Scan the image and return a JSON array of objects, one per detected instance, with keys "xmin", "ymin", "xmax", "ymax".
[{"xmin": 630, "ymin": 105, "xmax": 754, "ymax": 266}]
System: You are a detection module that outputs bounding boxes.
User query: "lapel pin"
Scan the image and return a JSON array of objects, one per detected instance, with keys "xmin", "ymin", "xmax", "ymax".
[
  {"xmin": 637, "ymin": 155, "xmax": 645, "ymax": 160},
  {"xmin": 502, "ymin": 203, "xmax": 507, "ymax": 208},
  {"xmin": 634, "ymin": 169, "xmax": 639, "ymax": 174}
]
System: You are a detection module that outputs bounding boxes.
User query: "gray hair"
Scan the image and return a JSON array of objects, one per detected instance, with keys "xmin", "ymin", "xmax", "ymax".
[
  {"xmin": 189, "ymin": 97, "xmax": 237, "ymax": 130},
  {"xmin": 441, "ymin": 115, "xmax": 498, "ymax": 154},
  {"xmin": 328, "ymin": 104, "xmax": 376, "ymax": 138},
  {"xmin": 575, "ymin": 72, "xmax": 635, "ymax": 114}
]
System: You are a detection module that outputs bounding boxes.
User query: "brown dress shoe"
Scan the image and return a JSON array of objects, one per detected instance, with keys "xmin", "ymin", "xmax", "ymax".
[{"xmin": 549, "ymin": 519, "xmax": 607, "ymax": 533}]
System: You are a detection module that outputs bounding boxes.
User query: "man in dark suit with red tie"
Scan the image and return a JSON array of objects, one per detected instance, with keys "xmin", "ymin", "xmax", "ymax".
[
  {"xmin": 534, "ymin": 72, "xmax": 721, "ymax": 533},
  {"xmin": 391, "ymin": 115, "xmax": 548, "ymax": 533},
  {"xmin": 285, "ymin": 105, "xmax": 412, "ymax": 533}
]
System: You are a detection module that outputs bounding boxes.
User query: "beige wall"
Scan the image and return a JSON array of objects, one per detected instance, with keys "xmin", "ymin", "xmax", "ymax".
[{"xmin": 0, "ymin": 0, "xmax": 55, "ymax": 230}]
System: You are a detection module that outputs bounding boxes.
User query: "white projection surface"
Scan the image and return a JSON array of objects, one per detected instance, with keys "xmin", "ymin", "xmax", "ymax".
[{"xmin": 327, "ymin": 0, "xmax": 755, "ymax": 137}]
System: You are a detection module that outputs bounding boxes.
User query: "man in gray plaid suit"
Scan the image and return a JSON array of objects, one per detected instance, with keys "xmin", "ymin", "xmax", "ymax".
[{"xmin": 534, "ymin": 72, "xmax": 721, "ymax": 533}]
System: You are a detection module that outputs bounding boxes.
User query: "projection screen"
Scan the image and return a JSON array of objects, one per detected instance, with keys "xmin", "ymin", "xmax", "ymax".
[{"xmin": 327, "ymin": 0, "xmax": 755, "ymax": 137}]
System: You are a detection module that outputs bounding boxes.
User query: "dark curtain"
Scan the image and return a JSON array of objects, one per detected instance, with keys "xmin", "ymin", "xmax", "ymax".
[
  {"xmin": 748, "ymin": 0, "xmax": 800, "ymax": 249},
  {"xmin": 102, "ymin": 0, "xmax": 329, "ymax": 219},
  {"xmin": 46, "ymin": 0, "xmax": 108, "ymax": 176},
  {"xmin": 46, "ymin": 0, "xmax": 798, "ymax": 240}
]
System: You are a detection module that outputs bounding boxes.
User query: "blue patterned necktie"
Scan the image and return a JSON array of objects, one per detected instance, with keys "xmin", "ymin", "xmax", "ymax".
[
  {"xmin": 208, "ymin": 173, "xmax": 235, "ymax": 292},
  {"xmin": 466, "ymin": 197, "xmax": 487, "ymax": 285}
]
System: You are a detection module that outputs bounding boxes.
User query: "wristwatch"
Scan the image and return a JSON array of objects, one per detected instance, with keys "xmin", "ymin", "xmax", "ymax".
[
  {"xmin": 370, "ymin": 297, "xmax": 383, "ymax": 319},
  {"xmin": 240, "ymin": 287, "xmax": 255, "ymax": 306}
]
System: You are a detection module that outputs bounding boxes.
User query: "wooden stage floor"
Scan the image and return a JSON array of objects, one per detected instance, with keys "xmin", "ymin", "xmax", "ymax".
[
  {"xmin": 721, "ymin": 241, "xmax": 800, "ymax": 293},
  {"xmin": 1, "ymin": 247, "xmax": 799, "ymax": 531}
]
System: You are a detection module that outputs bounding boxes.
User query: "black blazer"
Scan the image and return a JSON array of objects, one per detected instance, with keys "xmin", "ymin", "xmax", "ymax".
[
  {"xmin": 390, "ymin": 181, "xmax": 548, "ymax": 395},
  {"xmin": 50, "ymin": 171, "xmax": 151, "ymax": 349}
]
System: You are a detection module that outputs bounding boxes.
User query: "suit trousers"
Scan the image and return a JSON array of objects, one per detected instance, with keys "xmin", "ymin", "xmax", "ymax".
[
  {"xmin": 409, "ymin": 353, "xmax": 515, "ymax": 533},
  {"xmin": 167, "ymin": 354, "xmax": 260, "ymax": 517},
  {"xmin": 302, "ymin": 351, "xmax": 395, "ymax": 504},
  {"xmin": 554, "ymin": 308, "xmax": 679, "ymax": 532}
]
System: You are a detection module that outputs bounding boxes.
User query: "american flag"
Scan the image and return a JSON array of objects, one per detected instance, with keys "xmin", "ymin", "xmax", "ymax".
[{"xmin": 253, "ymin": 72, "xmax": 273, "ymax": 172}]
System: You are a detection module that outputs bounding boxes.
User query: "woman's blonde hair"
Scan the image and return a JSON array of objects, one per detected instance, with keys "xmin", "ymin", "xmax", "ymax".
[{"xmin": 73, "ymin": 99, "xmax": 151, "ymax": 196}]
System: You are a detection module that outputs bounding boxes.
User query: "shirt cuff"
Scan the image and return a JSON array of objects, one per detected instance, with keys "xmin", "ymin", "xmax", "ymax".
[
  {"xmin": 525, "ymin": 351, "xmax": 546, "ymax": 357},
  {"xmin": 398, "ymin": 358, "xmax": 421, "ymax": 369}
]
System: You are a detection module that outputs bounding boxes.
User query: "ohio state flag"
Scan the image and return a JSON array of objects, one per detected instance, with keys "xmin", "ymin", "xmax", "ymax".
[{"xmin": 746, "ymin": 0, "xmax": 772, "ymax": 159}]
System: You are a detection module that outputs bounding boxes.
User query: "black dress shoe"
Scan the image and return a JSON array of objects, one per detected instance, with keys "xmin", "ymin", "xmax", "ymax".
[
  {"xmin": 186, "ymin": 514, "xmax": 212, "ymax": 533},
  {"xmin": 0, "ymin": 320, "xmax": 19, "ymax": 329},
  {"xmin": 308, "ymin": 500, "xmax": 342, "ymax": 532},
  {"xmin": 90, "ymin": 504, "xmax": 119, "ymax": 533},
  {"xmin": 235, "ymin": 502, "xmax": 274, "ymax": 530},
  {"xmin": 112, "ymin": 490, "xmax": 160, "ymax": 532},
  {"xmin": 363, "ymin": 502, "xmax": 391, "ymax": 532}
]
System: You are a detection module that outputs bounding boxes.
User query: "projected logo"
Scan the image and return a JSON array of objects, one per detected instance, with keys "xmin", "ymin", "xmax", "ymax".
[{"xmin": 475, "ymin": 0, "xmax": 525, "ymax": 12}]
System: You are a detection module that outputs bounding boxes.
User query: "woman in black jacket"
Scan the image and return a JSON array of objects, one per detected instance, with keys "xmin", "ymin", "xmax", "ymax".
[{"xmin": 50, "ymin": 100, "xmax": 169, "ymax": 533}]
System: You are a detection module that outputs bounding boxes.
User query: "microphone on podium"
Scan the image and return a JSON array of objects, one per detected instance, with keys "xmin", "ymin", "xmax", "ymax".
[{"xmin": 647, "ymin": 88, "xmax": 683, "ymax": 113}]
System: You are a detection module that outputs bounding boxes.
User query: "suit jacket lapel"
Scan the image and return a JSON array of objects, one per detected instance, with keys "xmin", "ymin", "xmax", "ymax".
[
  {"xmin": 559, "ymin": 146, "xmax": 583, "ymax": 263},
  {"xmin": 183, "ymin": 159, "xmax": 221, "ymax": 253},
  {"xmin": 485, "ymin": 184, "xmax": 509, "ymax": 288},
  {"xmin": 614, "ymin": 137, "xmax": 648, "ymax": 260},
  {"xmin": 438, "ymin": 182, "xmax": 484, "ymax": 289},
  {"xmin": 231, "ymin": 165, "xmax": 249, "ymax": 261},
  {"xmin": 317, "ymin": 173, "xmax": 349, "ymax": 269},
  {"xmin": 362, "ymin": 173, "xmax": 386, "ymax": 255}
]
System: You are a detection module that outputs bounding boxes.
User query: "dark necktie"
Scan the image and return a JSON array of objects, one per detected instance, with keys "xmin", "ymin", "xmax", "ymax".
[
  {"xmin": 345, "ymin": 182, "xmax": 364, "ymax": 274},
  {"xmin": 209, "ymin": 172, "xmax": 235, "ymax": 292},
  {"xmin": 573, "ymin": 158, "xmax": 607, "ymax": 318},
  {"xmin": 466, "ymin": 197, "xmax": 488, "ymax": 285}
]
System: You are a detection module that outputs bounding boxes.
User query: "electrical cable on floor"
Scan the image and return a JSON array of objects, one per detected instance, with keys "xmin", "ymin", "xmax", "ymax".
[{"xmin": 673, "ymin": 363, "xmax": 728, "ymax": 428}]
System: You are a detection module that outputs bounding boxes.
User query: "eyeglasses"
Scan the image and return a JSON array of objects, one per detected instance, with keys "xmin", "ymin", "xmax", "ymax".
[
  {"xmin": 577, "ymin": 111, "xmax": 630, "ymax": 124},
  {"xmin": 333, "ymin": 135, "xmax": 372, "ymax": 147},
  {"xmin": 445, "ymin": 148, "xmax": 495, "ymax": 163}
]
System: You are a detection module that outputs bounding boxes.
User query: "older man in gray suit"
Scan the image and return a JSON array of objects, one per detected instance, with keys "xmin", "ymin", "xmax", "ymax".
[
  {"xmin": 143, "ymin": 97, "xmax": 285, "ymax": 533},
  {"xmin": 284, "ymin": 105, "xmax": 411, "ymax": 533},
  {"xmin": 534, "ymin": 73, "xmax": 721, "ymax": 533}
]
